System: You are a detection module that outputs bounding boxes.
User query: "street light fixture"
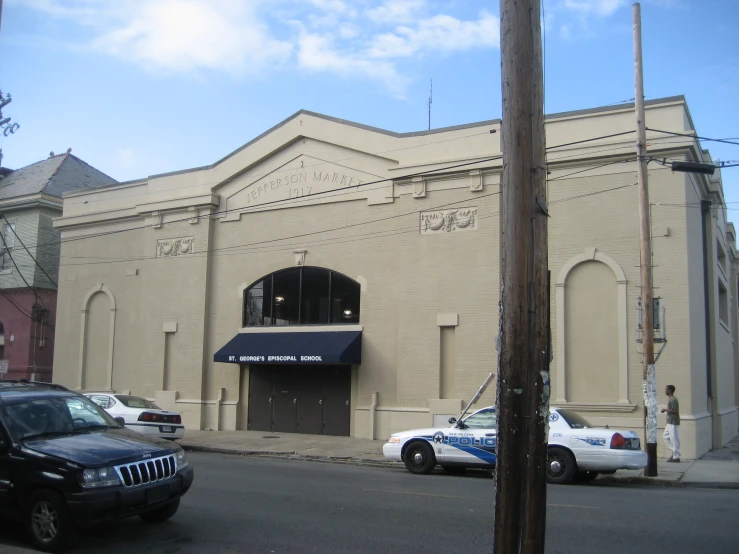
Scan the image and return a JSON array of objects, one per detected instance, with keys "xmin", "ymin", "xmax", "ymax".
[{"xmin": 671, "ymin": 161, "xmax": 716, "ymax": 175}]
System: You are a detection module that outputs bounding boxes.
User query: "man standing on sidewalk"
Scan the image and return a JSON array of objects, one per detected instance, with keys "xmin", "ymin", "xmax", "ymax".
[{"xmin": 661, "ymin": 385, "xmax": 680, "ymax": 462}]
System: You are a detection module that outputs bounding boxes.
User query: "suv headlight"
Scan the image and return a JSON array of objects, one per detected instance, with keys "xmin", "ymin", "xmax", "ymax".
[
  {"xmin": 78, "ymin": 466, "xmax": 120, "ymax": 488},
  {"xmin": 175, "ymin": 449, "xmax": 188, "ymax": 471}
]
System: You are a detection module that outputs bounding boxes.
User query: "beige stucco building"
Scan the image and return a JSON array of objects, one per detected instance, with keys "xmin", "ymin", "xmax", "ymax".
[{"xmin": 52, "ymin": 96, "xmax": 739, "ymax": 459}]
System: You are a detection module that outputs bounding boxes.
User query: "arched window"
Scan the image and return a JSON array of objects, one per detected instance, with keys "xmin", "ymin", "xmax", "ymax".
[
  {"xmin": 243, "ymin": 267, "xmax": 360, "ymax": 326},
  {"xmin": 0, "ymin": 321, "xmax": 5, "ymax": 360}
]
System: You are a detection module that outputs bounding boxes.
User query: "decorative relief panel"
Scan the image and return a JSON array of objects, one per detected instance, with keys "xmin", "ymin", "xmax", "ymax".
[
  {"xmin": 420, "ymin": 208, "xmax": 478, "ymax": 235},
  {"xmin": 156, "ymin": 237, "xmax": 195, "ymax": 257}
]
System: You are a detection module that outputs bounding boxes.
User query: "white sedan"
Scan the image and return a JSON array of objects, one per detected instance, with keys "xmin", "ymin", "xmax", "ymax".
[
  {"xmin": 84, "ymin": 393, "xmax": 185, "ymax": 440},
  {"xmin": 383, "ymin": 406, "xmax": 647, "ymax": 484}
]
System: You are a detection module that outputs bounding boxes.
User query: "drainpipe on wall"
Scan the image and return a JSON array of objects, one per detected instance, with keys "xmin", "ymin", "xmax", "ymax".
[{"xmin": 701, "ymin": 201, "xmax": 718, "ymax": 449}]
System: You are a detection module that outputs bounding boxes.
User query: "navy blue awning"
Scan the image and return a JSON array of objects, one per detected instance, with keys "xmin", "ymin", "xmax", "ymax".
[{"xmin": 214, "ymin": 330, "xmax": 362, "ymax": 365}]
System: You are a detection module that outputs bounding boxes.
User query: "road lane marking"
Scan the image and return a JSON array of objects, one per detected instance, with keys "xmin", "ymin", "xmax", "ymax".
[
  {"xmin": 548, "ymin": 503, "xmax": 600, "ymax": 509},
  {"xmin": 363, "ymin": 488, "xmax": 472, "ymax": 500},
  {"xmin": 364, "ymin": 488, "xmax": 599, "ymax": 509}
]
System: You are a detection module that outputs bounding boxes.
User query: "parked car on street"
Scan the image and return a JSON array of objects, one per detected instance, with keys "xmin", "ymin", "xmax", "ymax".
[
  {"xmin": 0, "ymin": 380, "xmax": 194, "ymax": 552},
  {"xmin": 383, "ymin": 406, "xmax": 647, "ymax": 484},
  {"xmin": 84, "ymin": 393, "xmax": 185, "ymax": 440}
]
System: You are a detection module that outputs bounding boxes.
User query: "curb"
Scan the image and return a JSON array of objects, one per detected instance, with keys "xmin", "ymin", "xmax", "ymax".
[
  {"xmin": 182, "ymin": 444, "xmax": 404, "ymax": 470},
  {"xmin": 183, "ymin": 444, "xmax": 739, "ymax": 489}
]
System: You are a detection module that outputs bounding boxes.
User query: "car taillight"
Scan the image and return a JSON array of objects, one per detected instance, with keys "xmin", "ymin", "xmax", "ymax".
[
  {"xmin": 610, "ymin": 433, "xmax": 626, "ymax": 449},
  {"xmin": 138, "ymin": 412, "xmax": 159, "ymax": 422},
  {"xmin": 173, "ymin": 415, "xmax": 181, "ymax": 424}
]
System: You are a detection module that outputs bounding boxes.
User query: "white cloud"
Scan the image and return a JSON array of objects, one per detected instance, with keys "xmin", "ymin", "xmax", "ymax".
[
  {"xmin": 297, "ymin": 32, "xmax": 410, "ymax": 97},
  {"xmin": 367, "ymin": 0, "xmax": 427, "ymax": 24},
  {"xmin": 368, "ymin": 12, "xmax": 499, "ymax": 59},
  {"xmin": 562, "ymin": 0, "xmax": 626, "ymax": 16},
  {"xmin": 92, "ymin": 0, "xmax": 292, "ymax": 75},
  {"xmin": 338, "ymin": 24, "xmax": 361, "ymax": 39},
  {"xmin": 308, "ymin": 0, "xmax": 349, "ymax": 13},
  {"xmin": 15, "ymin": 0, "xmax": 501, "ymax": 96}
]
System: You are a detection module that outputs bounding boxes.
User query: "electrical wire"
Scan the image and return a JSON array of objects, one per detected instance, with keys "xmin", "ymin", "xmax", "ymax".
[
  {"xmin": 0, "ymin": 225, "xmax": 38, "ymax": 304},
  {"xmin": 547, "ymin": 158, "xmax": 637, "ymax": 182},
  {"xmin": 60, "ymin": 192, "xmax": 502, "ymax": 265},
  {"xmin": 59, "ymin": 181, "xmax": 641, "ymax": 268},
  {"xmin": 16, "ymin": 130, "xmax": 712, "ymax": 259},
  {"xmin": 27, "ymin": 154, "xmax": 507, "ymax": 256},
  {"xmin": 646, "ymin": 128, "xmax": 739, "ymax": 148},
  {"xmin": 1, "ymin": 215, "xmax": 58, "ymax": 288},
  {"xmin": 0, "ymin": 288, "xmax": 55, "ymax": 328},
  {"xmin": 62, "ymin": 128, "xmax": 499, "ymax": 206}
]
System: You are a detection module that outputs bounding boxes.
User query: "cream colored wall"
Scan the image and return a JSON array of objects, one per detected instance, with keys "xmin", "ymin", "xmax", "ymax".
[
  {"xmin": 53, "ymin": 215, "xmax": 214, "ymax": 428},
  {"xmin": 203, "ymin": 184, "xmax": 500, "ymax": 432},
  {"xmin": 564, "ymin": 261, "xmax": 619, "ymax": 403},
  {"xmin": 52, "ymin": 98, "xmax": 738, "ymax": 455}
]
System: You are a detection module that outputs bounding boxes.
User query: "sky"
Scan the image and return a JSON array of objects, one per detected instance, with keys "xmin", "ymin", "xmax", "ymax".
[{"xmin": 0, "ymin": 0, "xmax": 737, "ymax": 206}]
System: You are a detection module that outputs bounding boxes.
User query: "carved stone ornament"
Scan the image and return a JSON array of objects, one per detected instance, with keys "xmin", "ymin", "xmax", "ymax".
[
  {"xmin": 156, "ymin": 237, "xmax": 195, "ymax": 257},
  {"xmin": 420, "ymin": 208, "xmax": 478, "ymax": 235}
]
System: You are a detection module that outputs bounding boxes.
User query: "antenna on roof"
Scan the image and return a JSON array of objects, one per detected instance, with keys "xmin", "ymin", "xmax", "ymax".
[{"xmin": 428, "ymin": 78, "xmax": 433, "ymax": 131}]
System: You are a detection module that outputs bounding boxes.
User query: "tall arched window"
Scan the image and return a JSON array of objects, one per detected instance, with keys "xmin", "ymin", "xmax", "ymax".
[{"xmin": 243, "ymin": 267, "xmax": 360, "ymax": 326}]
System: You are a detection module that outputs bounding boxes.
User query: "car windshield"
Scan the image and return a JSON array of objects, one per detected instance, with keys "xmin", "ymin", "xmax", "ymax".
[
  {"xmin": 462, "ymin": 408, "xmax": 497, "ymax": 429},
  {"xmin": 556, "ymin": 409, "xmax": 593, "ymax": 429},
  {"xmin": 0, "ymin": 395, "xmax": 116, "ymax": 441},
  {"xmin": 115, "ymin": 395, "xmax": 161, "ymax": 409}
]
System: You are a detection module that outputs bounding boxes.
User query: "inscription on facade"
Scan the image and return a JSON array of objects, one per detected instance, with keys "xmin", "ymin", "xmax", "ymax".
[
  {"xmin": 242, "ymin": 170, "xmax": 364, "ymax": 205},
  {"xmin": 156, "ymin": 237, "xmax": 195, "ymax": 257},
  {"xmin": 420, "ymin": 208, "xmax": 478, "ymax": 234}
]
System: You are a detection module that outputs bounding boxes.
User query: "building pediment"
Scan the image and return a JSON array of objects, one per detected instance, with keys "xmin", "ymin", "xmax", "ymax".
[{"xmin": 218, "ymin": 140, "xmax": 397, "ymax": 221}]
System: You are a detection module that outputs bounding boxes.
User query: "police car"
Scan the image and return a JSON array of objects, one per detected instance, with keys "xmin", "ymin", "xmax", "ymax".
[{"xmin": 382, "ymin": 406, "xmax": 648, "ymax": 484}]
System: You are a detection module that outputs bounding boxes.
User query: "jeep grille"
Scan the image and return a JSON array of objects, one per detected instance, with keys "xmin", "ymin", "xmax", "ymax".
[{"xmin": 115, "ymin": 454, "xmax": 177, "ymax": 488}]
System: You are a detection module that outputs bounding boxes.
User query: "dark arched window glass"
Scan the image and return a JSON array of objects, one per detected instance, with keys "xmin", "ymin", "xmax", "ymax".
[{"xmin": 243, "ymin": 267, "xmax": 360, "ymax": 327}]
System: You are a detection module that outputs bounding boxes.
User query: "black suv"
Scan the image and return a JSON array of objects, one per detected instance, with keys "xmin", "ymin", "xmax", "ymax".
[{"xmin": 0, "ymin": 380, "xmax": 195, "ymax": 552}]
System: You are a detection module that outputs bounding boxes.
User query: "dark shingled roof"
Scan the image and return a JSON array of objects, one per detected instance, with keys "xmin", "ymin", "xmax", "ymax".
[{"xmin": 0, "ymin": 153, "xmax": 119, "ymax": 201}]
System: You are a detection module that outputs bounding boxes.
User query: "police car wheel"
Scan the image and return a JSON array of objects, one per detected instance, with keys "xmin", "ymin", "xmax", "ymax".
[
  {"xmin": 546, "ymin": 447, "xmax": 576, "ymax": 485},
  {"xmin": 403, "ymin": 441, "xmax": 436, "ymax": 474}
]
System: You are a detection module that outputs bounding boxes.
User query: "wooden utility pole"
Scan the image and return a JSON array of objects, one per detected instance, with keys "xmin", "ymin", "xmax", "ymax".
[
  {"xmin": 494, "ymin": 0, "xmax": 549, "ymax": 552},
  {"xmin": 633, "ymin": 2, "xmax": 658, "ymax": 477}
]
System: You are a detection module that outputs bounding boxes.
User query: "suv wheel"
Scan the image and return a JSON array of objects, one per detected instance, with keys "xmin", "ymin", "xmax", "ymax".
[
  {"xmin": 26, "ymin": 490, "xmax": 77, "ymax": 552},
  {"xmin": 139, "ymin": 498, "xmax": 180, "ymax": 523}
]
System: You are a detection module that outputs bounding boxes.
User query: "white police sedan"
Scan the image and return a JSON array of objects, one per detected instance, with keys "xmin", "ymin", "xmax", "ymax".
[{"xmin": 383, "ymin": 406, "xmax": 647, "ymax": 484}]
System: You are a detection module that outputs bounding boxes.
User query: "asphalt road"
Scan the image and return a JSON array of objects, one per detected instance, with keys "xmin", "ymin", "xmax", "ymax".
[{"xmin": 1, "ymin": 451, "xmax": 738, "ymax": 553}]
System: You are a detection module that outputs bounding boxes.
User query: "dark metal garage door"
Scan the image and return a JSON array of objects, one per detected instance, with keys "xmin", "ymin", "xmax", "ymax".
[{"xmin": 247, "ymin": 365, "xmax": 351, "ymax": 436}]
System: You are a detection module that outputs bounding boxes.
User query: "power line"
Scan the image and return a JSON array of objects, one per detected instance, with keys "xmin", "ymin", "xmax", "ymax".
[
  {"xmin": 1, "ymin": 215, "xmax": 58, "ymax": 288},
  {"xmin": 545, "ymin": 130, "xmax": 634, "ymax": 151},
  {"xmin": 60, "ymin": 128, "xmax": 641, "ymax": 209},
  {"xmin": 0, "ymin": 288, "xmax": 55, "ymax": 329},
  {"xmin": 0, "ymin": 223, "xmax": 37, "ymax": 303},
  {"xmin": 29, "ymin": 154, "xmax": 507, "ymax": 255},
  {"xmin": 59, "ymin": 181, "xmax": 641, "ymax": 268},
  {"xmin": 63, "ymin": 129, "xmax": 497, "ymax": 207},
  {"xmin": 646, "ymin": 128, "xmax": 739, "ymax": 147},
  {"xmin": 60, "ymin": 192, "xmax": 502, "ymax": 266},
  {"xmin": 21, "ymin": 130, "xmax": 693, "ymax": 257},
  {"xmin": 547, "ymin": 158, "xmax": 637, "ymax": 182}
]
